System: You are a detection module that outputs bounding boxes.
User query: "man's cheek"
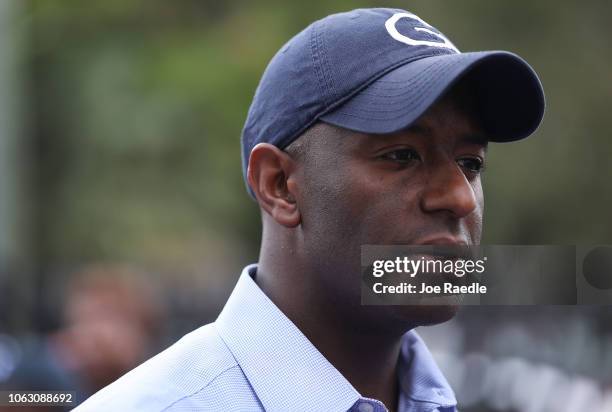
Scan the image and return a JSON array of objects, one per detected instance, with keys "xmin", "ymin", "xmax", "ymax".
[
  {"xmin": 354, "ymin": 198, "xmax": 408, "ymax": 243},
  {"xmin": 466, "ymin": 206, "xmax": 484, "ymax": 244},
  {"xmin": 474, "ymin": 177, "xmax": 484, "ymax": 204},
  {"xmin": 471, "ymin": 215, "xmax": 484, "ymax": 244},
  {"xmin": 475, "ymin": 179, "xmax": 485, "ymax": 239}
]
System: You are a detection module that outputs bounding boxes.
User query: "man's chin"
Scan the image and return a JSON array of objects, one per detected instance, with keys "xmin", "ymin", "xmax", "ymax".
[
  {"xmin": 352, "ymin": 304, "xmax": 460, "ymax": 335},
  {"xmin": 388, "ymin": 304, "xmax": 460, "ymax": 327}
]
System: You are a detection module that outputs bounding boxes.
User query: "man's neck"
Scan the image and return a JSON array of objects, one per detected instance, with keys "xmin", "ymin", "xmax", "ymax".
[{"xmin": 255, "ymin": 262, "xmax": 405, "ymax": 412}]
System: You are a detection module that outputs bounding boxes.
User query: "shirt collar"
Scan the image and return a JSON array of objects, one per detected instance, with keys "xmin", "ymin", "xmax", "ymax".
[
  {"xmin": 397, "ymin": 332, "xmax": 457, "ymax": 410},
  {"xmin": 216, "ymin": 264, "xmax": 456, "ymax": 412}
]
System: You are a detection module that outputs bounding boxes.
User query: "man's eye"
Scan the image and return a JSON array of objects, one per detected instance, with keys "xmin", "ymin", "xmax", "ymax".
[
  {"xmin": 457, "ymin": 157, "xmax": 485, "ymax": 174},
  {"xmin": 382, "ymin": 149, "xmax": 421, "ymax": 164}
]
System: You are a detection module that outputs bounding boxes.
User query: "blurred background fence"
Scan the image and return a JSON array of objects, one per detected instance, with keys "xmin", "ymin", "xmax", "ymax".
[{"xmin": 0, "ymin": 1, "xmax": 611, "ymax": 411}]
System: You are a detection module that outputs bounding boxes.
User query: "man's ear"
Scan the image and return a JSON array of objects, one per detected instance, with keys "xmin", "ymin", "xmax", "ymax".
[{"xmin": 247, "ymin": 143, "xmax": 300, "ymax": 227}]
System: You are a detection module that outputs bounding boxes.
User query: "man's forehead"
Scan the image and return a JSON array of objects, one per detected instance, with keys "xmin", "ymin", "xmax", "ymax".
[
  {"xmin": 316, "ymin": 108, "xmax": 486, "ymax": 149},
  {"xmin": 380, "ymin": 122, "xmax": 487, "ymax": 147},
  {"xmin": 346, "ymin": 123, "xmax": 488, "ymax": 151},
  {"xmin": 289, "ymin": 82, "xmax": 488, "ymax": 157}
]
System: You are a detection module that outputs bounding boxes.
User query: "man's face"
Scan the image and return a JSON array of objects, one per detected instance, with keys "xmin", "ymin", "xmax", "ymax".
[{"xmin": 291, "ymin": 88, "xmax": 487, "ymax": 327}]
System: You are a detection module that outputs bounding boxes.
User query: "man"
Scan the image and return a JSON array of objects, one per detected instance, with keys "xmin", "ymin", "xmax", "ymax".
[{"xmin": 77, "ymin": 8, "xmax": 544, "ymax": 412}]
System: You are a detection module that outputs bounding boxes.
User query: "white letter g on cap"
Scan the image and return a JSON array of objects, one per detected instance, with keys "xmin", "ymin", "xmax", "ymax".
[{"xmin": 385, "ymin": 12, "xmax": 459, "ymax": 52}]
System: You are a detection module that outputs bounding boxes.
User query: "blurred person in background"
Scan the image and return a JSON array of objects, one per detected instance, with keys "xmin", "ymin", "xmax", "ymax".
[{"xmin": 2, "ymin": 264, "xmax": 165, "ymax": 409}]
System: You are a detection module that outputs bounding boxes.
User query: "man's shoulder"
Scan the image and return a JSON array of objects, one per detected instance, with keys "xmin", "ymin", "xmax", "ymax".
[{"xmin": 75, "ymin": 322, "xmax": 261, "ymax": 411}]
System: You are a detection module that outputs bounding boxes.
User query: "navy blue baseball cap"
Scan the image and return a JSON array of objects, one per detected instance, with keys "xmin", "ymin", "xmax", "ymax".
[{"xmin": 241, "ymin": 8, "xmax": 545, "ymax": 196}]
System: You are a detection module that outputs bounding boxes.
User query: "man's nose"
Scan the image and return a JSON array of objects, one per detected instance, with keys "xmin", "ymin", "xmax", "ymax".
[{"xmin": 420, "ymin": 163, "xmax": 478, "ymax": 218}]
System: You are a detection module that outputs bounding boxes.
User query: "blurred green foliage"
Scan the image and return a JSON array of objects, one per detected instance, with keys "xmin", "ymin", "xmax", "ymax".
[{"xmin": 22, "ymin": 0, "xmax": 612, "ymax": 268}]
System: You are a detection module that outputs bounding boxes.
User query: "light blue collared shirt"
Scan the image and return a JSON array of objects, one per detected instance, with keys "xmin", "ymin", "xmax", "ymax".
[{"xmin": 76, "ymin": 264, "xmax": 457, "ymax": 412}]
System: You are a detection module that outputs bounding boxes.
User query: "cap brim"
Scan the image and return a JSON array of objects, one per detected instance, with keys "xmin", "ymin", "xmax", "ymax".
[{"xmin": 319, "ymin": 51, "xmax": 545, "ymax": 142}]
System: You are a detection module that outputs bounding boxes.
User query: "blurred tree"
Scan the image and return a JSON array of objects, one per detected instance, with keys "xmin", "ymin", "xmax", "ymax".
[{"xmin": 20, "ymin": 0, "xmax": 612, "ymax": 267}]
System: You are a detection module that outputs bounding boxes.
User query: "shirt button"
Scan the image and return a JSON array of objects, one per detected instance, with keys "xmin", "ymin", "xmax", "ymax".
[{"xmin": 357, "ymin": 402, "xmax": 375, "ymax": 412}]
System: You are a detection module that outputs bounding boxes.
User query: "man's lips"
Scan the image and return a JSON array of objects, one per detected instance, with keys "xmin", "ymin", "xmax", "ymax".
[
  {"xmin": 389, "ymin": 236, "xmax": 470, "ymax": 246},
  {"xmin": 386, "ymin": 236, "xmax": 473, "ymax": 261},
  {"xmin": 414, "ymin": 236, "xmax": 469, "ymax": 246}
]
